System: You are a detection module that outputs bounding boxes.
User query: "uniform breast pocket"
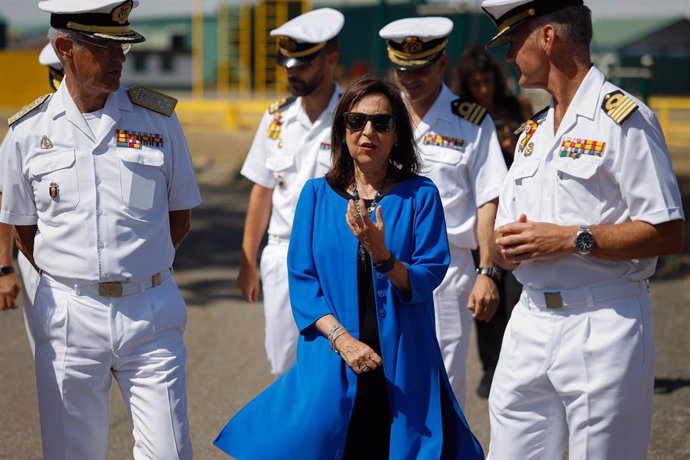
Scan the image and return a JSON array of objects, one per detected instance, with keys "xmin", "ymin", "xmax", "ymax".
[
  {"xmin": 420, "ymin": 148, "xmax": 464, "ymax": 198},
  {"xmin": 552, "ymin": 157, "xmax": 603, "ymax": 223},
  {"xmin": 512, "ymin": 159, "xmax": 540, "ymax": 216},
  {"xmin": 265, "ymin": 153, "xmax": 295, "ymax": 188},
  {"xmin": 117, "ymin": 147, "xmax": 165, "ymax": 217},
  {"xmin": 31, "ymin": 149, "xmax": 80, "ymax": 216}
]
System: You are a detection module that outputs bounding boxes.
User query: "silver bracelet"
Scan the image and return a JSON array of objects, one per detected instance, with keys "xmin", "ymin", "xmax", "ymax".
[{"xmin": 327, "ymin": 322, "xmax": 347, "ymax": 353}]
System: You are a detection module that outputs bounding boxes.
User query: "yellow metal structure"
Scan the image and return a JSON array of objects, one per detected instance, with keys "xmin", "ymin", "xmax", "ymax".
[
  {"xmin": 222, "ymin": 0, "xmax": 309, "ymax": 96},
  {"xmin": 649, "ymin": 97, "xmax": 690, "ymax": 149},
  {"xmin": 0, "ymin": 51, "xmax": 51, "ymax": 112}
]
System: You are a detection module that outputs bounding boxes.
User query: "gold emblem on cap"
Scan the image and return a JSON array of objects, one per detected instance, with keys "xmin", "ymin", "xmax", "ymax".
[
  {"xmin": 112, "ymin": 0, "xmax": 133, "ymax": 25},
  {"xmin": 402, "ymin": 37, "xmax": 422, "ymax": 54}
]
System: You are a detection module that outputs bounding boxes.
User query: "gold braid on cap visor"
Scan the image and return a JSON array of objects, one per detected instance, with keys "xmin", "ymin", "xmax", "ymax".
[
  {"xmin": 66, "ymin": 21, "xmax": 132, "ymax": 33},
  {"xmin": 489, "ymin": 8, "xmax": 537, "ymax": 45},
  {"xmin": 278, "ymin": 41, "xmax": 326, "ymax": 58},
  {"xmin": 386, "ymin": 39, "xmax": 448, "ymax": 67}
]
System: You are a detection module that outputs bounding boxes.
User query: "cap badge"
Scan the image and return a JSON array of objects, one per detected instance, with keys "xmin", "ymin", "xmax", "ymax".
[
  {"xmin": 40, "ymin": 135, "xmax": 53, "ymax": 150},
  {"xmin": 402, "ymin": 37, "xmax": 422, "ymax": 54},
  {"xmin": 112, "ymin": 0, "xmax": 133, "ymax": 25},
  {"xmin": 49, "ymin": 182, "xmax": 59, "ymax": 199}
]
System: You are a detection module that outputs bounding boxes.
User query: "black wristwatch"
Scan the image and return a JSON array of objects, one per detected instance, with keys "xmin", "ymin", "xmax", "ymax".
[
  {"xmin": 374, "ymin": 253, "xmax": 397, "ymax": 274},
  {"xmin": 476, "ymin": 266, "xmax": 501, "ymax": 282},
  {"xmin": 0, "ymin": 266, "xmax": 15, "ymax": 276},
  {"xmin": 574, "ymin": 225, "xmax": 596, "ymax": 255}
]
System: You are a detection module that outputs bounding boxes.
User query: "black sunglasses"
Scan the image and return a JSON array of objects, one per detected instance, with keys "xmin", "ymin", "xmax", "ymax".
[{"xmin": 343, "ymin": 112, "xmax": 396, "ymax": 133}]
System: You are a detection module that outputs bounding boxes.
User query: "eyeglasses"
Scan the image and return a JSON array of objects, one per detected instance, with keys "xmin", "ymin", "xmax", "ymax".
[
  {"xmin": 74, "ymin": 36, "xmax": 132, "ymax": 54},
  {"xmin": 343, "ymin": 112, "xmax": 396, "ymax": 133}
]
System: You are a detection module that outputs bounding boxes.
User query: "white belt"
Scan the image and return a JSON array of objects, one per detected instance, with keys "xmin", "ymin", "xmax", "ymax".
[
  {"xmin": 268, "ymin": 234, "xmax": 290, "ymax": 245},
  {"xmin": 524, "ymin": 279, "xmax": 649, "ymax": 309},
  {"xmin": 44, "ymin": 270, "xmax": 171, "ymax": 298}
]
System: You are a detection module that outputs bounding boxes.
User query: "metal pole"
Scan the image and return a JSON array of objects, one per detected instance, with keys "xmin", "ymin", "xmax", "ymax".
[{"xmin": 192, "ymin": 0, "xmax": 204, "ymax": 97}]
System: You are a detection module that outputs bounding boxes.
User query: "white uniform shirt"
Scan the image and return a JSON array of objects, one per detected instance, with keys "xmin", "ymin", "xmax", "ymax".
[
  {"xmin": 241, "ymin": 84, "xmax": 341, "ymax": 240},
  {"xmin": 0, "ymin": 82, "xmax": 202, "ymax": 281},
  {"xmin": 496, "ymin": 66, "xmax": 684, "ymax": 290},
  {"xmin": 415, "ymin": 84, "xmax": 506, "ymax": 250}
]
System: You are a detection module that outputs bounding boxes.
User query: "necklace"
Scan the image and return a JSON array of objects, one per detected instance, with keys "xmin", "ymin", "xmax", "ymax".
[{"xmin": 351, "ymin": 177, "xmax": 387, "ymax": 260}]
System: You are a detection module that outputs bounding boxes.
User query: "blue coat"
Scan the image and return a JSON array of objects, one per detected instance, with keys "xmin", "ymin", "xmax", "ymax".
[{"xmin": 214, "ymin": 176, "xmax": 484, "ymax": 459}]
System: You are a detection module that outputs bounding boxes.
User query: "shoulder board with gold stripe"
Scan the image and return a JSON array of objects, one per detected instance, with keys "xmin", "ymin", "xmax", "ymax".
[
  {"xmin": 268, "ymin": 96, "xmax": 296, "ymax": 114},
  {"xmin": 602, "ymin": 90, "xmax": 638, "ymax": 125},
  {"xmin": 128, "ymin": 86, "xmax": 177, "ymax": 117},
  {"xmin": 8, "ymin": 94, "xmax": 51, "ymax": 126},
  {"xmin": 451, "ymin": 99, "xmax": 488, "ymax": 126},
  {"xmin": 514, "ymin": 105, "xmax": 549, "ymax": 135}
]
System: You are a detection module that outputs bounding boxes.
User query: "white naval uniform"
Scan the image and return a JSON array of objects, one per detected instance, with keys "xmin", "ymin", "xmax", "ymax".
[
  {"xmin": 0, "ymin": 81, "xmax": 202, "ymax": 460},
  {"xmin": 414, "ymin": 84, "xmax": 506, "ymax": 406},
  {"xmin": 488, "ymin": 67, "xmax": 684, "ymax": 460},
  {"xmin": 241, "ymin": 84, "xmax": 341, "ymax": 376}
]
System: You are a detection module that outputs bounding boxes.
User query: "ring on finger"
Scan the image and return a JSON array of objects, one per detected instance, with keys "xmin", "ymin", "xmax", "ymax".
[{"xmin": 361, "ymin": 364, "xmax": 369, "ymax": 372}]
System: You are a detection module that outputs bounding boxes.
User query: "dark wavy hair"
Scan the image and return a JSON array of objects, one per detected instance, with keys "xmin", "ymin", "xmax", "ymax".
[
  {"xmin": 326, "ymin": 75, "xmax": 420, "ymax": 190},
  {"xmin": 457, "ymin": 45, "xmax": 510, "ymax": 107}
]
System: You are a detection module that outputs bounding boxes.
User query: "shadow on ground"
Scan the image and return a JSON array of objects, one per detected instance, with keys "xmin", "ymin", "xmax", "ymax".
[{"xmin": 655, "ymin": 378, "xmax": 690, "ymax": 395}]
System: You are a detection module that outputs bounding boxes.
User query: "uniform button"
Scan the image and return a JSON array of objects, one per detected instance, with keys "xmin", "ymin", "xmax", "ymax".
[
  {"xmin": 377, "ymin": 290, "xmax": 385, "ymax": 297},
  {"xmin": 378, "ymin": 308, "xmax": 386, "ymax": 319},
  {"xmin": 97, "ymin": 241, "xmax": 104, "ymax": 249},
  {"xmin": 96, "ymin": 178, "xmax": 102, "ymax": 185},
  {"xmin": 376, "ymin": 272, "xmax": 383, "ymax": 279},
  {"xmin": 98, "ymin": 210, "xmax": 105, "ymax": 216}
]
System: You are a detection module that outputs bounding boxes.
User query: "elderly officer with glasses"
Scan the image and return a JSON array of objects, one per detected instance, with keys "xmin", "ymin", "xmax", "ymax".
[
  {"xmin": 481, "ymin": 1, "xmax": 685, "ymax": 458},
  {"xmin": 0, "ymin": 1, "xmax": 201, "ymax": 459},
  {"xmin": 379, "ymin": 17, "xmax": 507, "ymax": 406},
  {"xmin": 236, "ymin": 8, "xmax": 344, "ymax": 377}
]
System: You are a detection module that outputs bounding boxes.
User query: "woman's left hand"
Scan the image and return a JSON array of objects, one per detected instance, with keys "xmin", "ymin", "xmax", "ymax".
[{"xmin": 346, "ymin": 200, "xmax": 389, "ymax": 262}]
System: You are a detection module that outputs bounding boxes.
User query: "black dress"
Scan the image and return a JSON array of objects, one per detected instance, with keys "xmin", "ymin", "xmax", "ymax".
[{"xmin": 334, "ymin": 188, "xmax": 392, "ymax": 459}]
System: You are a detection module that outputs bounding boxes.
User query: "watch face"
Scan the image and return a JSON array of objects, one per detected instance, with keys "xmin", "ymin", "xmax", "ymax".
[{"xmin": 576, "ymin": 231, "xmax": 596, "ymax": 253}]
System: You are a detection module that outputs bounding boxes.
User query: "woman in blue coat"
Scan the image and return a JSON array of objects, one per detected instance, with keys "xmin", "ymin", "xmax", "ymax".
[{"xmin": 214, "ymin": 76, "xmax": 484, "ymax": 459}]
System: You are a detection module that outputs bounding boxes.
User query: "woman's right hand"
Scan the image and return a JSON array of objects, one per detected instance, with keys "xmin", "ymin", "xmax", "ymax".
[{"xmin": 334, "ymin": 333, "xmax": 383, "ymax": 374}]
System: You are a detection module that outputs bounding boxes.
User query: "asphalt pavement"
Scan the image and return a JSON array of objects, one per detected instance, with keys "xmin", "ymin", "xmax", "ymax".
[{"xmin": 0, "ymin": 165, "xmax": 688, "ymax": 459}]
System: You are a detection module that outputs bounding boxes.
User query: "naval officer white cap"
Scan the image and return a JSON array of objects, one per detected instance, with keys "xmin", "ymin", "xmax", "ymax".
[
  {"xmin": 39, "ymin": 43, "xmax": 64, "ymax": 91},
  {"xmin": 481, "ymin": 0, "xmax": 584, "ymax": 48},
  {"xmin": 39, "ymin": 0, "xmax": 145, "ymax": 43},
  {"xmin": 270, "ymin": 8, "xmax": 344, "ymax": 69},
  {"xmin": 39, "ymin": 43, "xmax": 61, "ymax": 68},
  {"xmin": 378, "ymin": 17, "xmax": 454, "ymax": 71}
]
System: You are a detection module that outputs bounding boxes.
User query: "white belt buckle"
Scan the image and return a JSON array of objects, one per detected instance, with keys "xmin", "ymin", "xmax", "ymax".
[{"xmin": 544, "ymin": 292, "xmax": 564, "ymax": 309}]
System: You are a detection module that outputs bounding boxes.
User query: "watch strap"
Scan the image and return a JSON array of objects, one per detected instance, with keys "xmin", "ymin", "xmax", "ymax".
[
  {"xmin": 476, "ymin": 266, "xmax": 501, "ymax": 282},
  {"xmin": 0, "ymin": 266, "xmax": 15, "ymax": 276},
  {"xmin": 374, "ymin": 253, "xmax": 397, "ymax": 274}
]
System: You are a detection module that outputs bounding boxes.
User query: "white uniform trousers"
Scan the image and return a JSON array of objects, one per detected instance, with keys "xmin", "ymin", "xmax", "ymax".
[
  {"xmin": 18, "ymin": 253, "xmax": 40, "ymax": 356},
  {"xmin": 260, "ymin": 238, "xmax": 299, "ymax": 376},
  {"xmin": 33, "ymin": 273, "xmax": 193, "ymax": 460},
  {"xmin": 433, "ymin": 247, "xmax": 475, "ymax": 407},
  {"xmin": 488, "ymin": 280, "xmax": 655, "ymax": 460}
]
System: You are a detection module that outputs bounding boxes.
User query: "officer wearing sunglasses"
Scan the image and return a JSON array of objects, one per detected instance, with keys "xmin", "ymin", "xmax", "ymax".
[{"xmin": 379, "ymin": 17, "xmax": 508, "ymax": 407}]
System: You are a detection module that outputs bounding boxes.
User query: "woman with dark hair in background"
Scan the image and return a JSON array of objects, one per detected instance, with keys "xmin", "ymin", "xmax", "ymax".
[
  {"xmin": 214, "ymin": 75, "xmax": 483, "ymax": 459},
  {"xmin": 457, "ymin": 45, "xmax": 531, "ymax": 398}
]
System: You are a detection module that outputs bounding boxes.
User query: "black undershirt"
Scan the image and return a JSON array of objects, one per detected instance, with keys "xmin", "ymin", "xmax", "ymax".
[{"xmin": 333, "ymin": 185, "xmax": 392, "ymax": 459}]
